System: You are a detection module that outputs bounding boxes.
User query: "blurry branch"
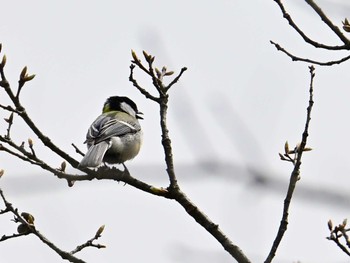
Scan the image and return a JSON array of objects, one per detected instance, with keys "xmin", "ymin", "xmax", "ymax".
[
  {"xmin": 130, "ymin": 50, "xmax": 251, "ymax": 263},
  {"xmin": 272, "ymin": 0, "xmax": 350, "ymax": 65},
  {"xmin": 264, "ymin": 66, "xmax": 315, "ymax": 263},
  {"xmin": 327, "ymin": 219, "xmax": 350, "ymax": 257},
  {"xmin": 0, "ymin": 187, "xmax": 106, "ymax": 263}
]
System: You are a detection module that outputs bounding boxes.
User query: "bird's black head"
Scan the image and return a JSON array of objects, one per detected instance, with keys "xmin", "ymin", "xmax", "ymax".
[{"xmin": 103, "ymin": 96, "xmax": 143, "ymax": 119}]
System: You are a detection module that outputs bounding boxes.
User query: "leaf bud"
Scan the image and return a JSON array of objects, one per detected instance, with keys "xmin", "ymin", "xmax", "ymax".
[
  {"xmin": 95, "ymin": 224, "xmax": 105, "ymax": 238},
  {"xmin": 131, "ymin": 49, "xmax": 138, "ymax": 62},
  {"xmin": 164, "ymin": 71, "xmax": 174, "ymax": 76},
  {"xmin": 342, "ymin": 18, "xmax": 350, "ymax": 32},
  {"xmin": 28, "ymin": 138, "xmax": 34, "ymax": 147},
  {"xmin": 155, "ymin": 68, "xmax": 161, "ymax": 78},
  {"xmin": 20, "ymin": 66, "xmax": 27, "ymax": 80},
  {"xmin": 60, "ymin": 161, "xmax": 66, "ymax": 172},
  {"xmin": 23, "ymin": 74, "xmax": 36, "ymax": 82},
  {"xmin": 17, "ymin": 223, "xmax": 31, "ymax": 234},
  {"xmin": 327, "ymin": 219, "xmax": 333, "ymax": 231},
  {"xmin": 21, "ymin": 212, "xmax": 35, "ymax": 224},
  {"xmin": 284, "ymin": 141, "xmax": 289, "ymax": 154},
  {"xmin": 1, "ymin": 55, "xmax": 6, "ymax": 67}
]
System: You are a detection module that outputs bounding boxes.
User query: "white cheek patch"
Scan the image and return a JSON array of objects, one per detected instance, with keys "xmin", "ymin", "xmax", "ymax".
[{"xmin": 120, "ymin": 102, "xmax": 137, "ymax": 118}]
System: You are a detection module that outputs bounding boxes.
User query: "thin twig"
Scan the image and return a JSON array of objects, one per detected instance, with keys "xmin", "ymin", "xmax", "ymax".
[
  {"xmin": 305, "ymin": 0, "xmax": 350, "ymax": 46},
  {"xmin": 264, "ymin": 65, "xmax": 315, "ymax": 263},
  {"xmin": 272, "ymin": 0, "xmax": 349, "ymax": 50},
  {"xmin": 327, "ymin": 219, "xmax": 350, "ymax": 256},
  {"xmin": 165, "ymin": 67, "xmax": 187, "ymax": 91},
  {"xmin": 330, "ymin": 238, "xmax": 350, "ymax": 256},
  {"xmin": 0, "ymin": 232, "xmax": 28, "ymax": 242},
  {"xmin": 0, "ymin": 188, "xmax": 86, "ymax": 263},
  {"xmin": 70, "ymin": 226, "xmax": 106, "ymax": 254},
  {"xmin": 0, "ymin": 63, "xmax": 79, "ymax": 168},
  {"xmin": 71, "ymin": 143, "xmax": 85, "ymax": 157},
  {"xmin": 4, "ymin": 112, "xmax": 14, "ymax": 139},
  {"xmin": 129, "ymin": 64, "xmax": 159, "ymax": 102},
  {"xmin": 270, "ymin": 40, "xmax": 350, "ymax": 66}
]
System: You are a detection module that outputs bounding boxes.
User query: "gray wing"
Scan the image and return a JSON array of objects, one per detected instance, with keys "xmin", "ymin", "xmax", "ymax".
[{"xmin": 86, "ymin": 114, "xmax": 140, "ymax": 144}]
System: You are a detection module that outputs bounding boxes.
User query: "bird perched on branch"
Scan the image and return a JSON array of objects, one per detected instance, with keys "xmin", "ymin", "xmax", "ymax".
[{"xmin": 79, "ymin": 96, "xmax": 143, "ymax": 168}]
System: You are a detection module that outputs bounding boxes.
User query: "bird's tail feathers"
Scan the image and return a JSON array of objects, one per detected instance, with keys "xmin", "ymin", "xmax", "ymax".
[{"xmin": 78, "ymin": 142, "xmax": 109, "ymax": 168}]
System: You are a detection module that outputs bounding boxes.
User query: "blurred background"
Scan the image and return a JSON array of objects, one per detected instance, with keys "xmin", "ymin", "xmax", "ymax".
[{"xmin": 1, "ymin": 0, "xmax": 350, "ymax": 262}]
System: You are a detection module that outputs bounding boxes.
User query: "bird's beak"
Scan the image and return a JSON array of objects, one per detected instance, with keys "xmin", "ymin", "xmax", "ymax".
[{"xmin": 136, "ymin": 112, "xmax": 144, "ymax": 119}]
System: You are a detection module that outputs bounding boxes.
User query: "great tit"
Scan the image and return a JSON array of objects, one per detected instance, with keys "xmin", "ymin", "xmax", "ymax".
[{"xmin": 79, "ymin": 96, "xmax": 143, "ymax": 168}]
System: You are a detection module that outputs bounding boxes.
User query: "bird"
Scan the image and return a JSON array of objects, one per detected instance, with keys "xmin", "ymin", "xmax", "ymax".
[{"xmin": 78, "ymin": 96, "xmax": 143, "ymax": 168}]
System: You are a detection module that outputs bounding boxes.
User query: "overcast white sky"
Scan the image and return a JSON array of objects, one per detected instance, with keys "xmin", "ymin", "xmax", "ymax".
[{"xmin": 1, "ymin": 0, "xmax": 350, "ymax": 262}]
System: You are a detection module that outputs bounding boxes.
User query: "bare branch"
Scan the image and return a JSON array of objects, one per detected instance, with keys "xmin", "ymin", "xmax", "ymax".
[
  {"xmin": 0, "ymin": 188, "xmax": 86, "ymax": 263},
  {"xmin": 272, "ymin": 0, "xmax": 349, "ymax": 50},
  {"xmin": 71, "ymin": 143, "xmax": 85, "ymax": 157},
  {"xmin": 70, "ymin": 225, "xmax": 106, "ymax": 254},
  {"xmin": 129, "ymin": 50, "xmax": 251, "ymax": 263},
  {"xmin": 304, "ymin": 0, "xmax": 350, "ymax": 46},
  {"xmin": 327, "ymin": 219, "xmax": 350, "ymax": 257},
  {"xmin": 165, "ymin": 67, "xmax": 187, "ymax": 91},
  {"xmin": 0, "ymin": 61, "xmax": 79, "ymax": 169},
  {"xmin": 270, "ymin": 40, "xmax": 350, "ymax": 66},
  {"xmin": 264, "ymin": 65, "xmax": 315, "ymax": 263},
  {"xmin": 129, "ymin": 64, "xmax": 159, "ymax": 102}
]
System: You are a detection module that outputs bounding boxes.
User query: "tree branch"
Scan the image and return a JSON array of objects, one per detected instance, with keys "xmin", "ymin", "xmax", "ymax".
[
  {"xmin": 304, "ymin": 0, "xmax": 350, "ymax": 46},
  {"xmin": 264, "ymin": 65, "xmax": 315, "ymax": 263},
  {"xmin": 130, "ymin": 51, "xmax": 251, "ymax": 263},
  {"xmin": 270, "ymin": 40, "xmax": 350, "ymax": 66},
  {"xmin": 272, "ymin": 0, "xmax": 349, "ymax": 50},
  {"xmin": 0, "ymin": 188, "xmax": 86, "ymax": 263}
]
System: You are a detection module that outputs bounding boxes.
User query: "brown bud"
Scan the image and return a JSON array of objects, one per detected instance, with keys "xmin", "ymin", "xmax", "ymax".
[
  {"xmin": 343, "ymin": 218, "xmax": 348, "ymax": 227},
  {"xmin": 1, "ymin": 55, "xmax": 6, "ymax": 67},
  {"xmin": 23, "ymin": 74, "xmax": 35, "ymax": 82},
  {"xmin": 95, "ymin": 224, "xmax": 105, "ymax": 238},
  {"xmin": 20, "ymin": 66, "xmax": 27, "ymax": 80},
  {"xmin": 21, "ymin": 212, "xmax": 35, "ymax": 224},
  {"xmin": 155, "ymin": 68, "xmax": 161, "ymax": 78},
  {"xmin": 328, "ymin": 219, "xmax": 333, "ymax": 231},
  {"xmin": 4, "ymin": 113, "xmax": 14, "ymax": 124},
  {"xmin": 164, "ymin": 71, "xmax": 174, "ymax": 76},
  {"xmin": 303, "ymin": 147, "xmax": 313, "ymax": 152},
  {"xmin": 60, "ymin": 161, "xmax": 66, "ymax": 172},
  {"xmin": 142, "ymin": 50, "xmax": 151, "ymax": 62},
  {"xmin": 342, "ymin": 18, "xmax": 350, "ymax": 32},
  {"xmin": 131, "ymin": 49, "xmax": 138, "ymax": 62},
  {"xmin": 284, "ymin": 141, "xmax": 289, "ymax": 154},
  {"xmin": 17, "ymin": 223, "xmax": 31, "ymax": 234},
  {"xmin": 0, "ymin": 169, "xmax": 4, "ymax": 178},
  {"xmin": 28, "ymin": 138, "xmax": 33, "ymax": 147}
]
